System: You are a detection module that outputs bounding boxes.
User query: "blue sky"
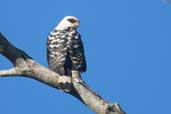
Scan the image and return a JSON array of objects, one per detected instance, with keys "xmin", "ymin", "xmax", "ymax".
[{"xmin": 0, "ymin": 0, "xmax": 171, "ymax": 114}]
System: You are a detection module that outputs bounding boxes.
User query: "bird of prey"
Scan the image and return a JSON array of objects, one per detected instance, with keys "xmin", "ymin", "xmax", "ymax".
[{"xmin": 47, "ymin": 16, "xmax": 86, "ymax": 77}]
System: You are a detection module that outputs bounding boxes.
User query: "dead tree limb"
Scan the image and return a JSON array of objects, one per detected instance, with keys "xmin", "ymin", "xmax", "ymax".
[{"xmin": 0, "ymin": 33, "xmax": 126, "ymax": 114}]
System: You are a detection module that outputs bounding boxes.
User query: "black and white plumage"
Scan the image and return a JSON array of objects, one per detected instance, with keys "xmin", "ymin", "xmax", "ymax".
[{"xmin": 47, "ymin": 16, "xmax": 86, "ymax": 76}]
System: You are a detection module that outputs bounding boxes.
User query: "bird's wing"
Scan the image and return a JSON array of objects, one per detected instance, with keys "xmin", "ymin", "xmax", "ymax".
[{"xmin": 47, "ymin": 30, "xmax": 68, "ymax": 75}]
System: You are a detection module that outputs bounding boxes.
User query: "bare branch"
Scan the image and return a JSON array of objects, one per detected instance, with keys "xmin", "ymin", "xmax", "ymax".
[
  {"xmin": 0, "ymin": 33, "xmax": 126, "ymax": 114},
  {"xmin": 0, "ymin": 68, "xmax": 18, "ymax": 77},
  {"xmin": 72, "ymin": 73, "xmax": 126, "ymax": 114}
]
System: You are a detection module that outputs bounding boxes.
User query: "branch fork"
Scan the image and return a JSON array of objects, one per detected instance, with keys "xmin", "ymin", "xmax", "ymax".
[{"xmin": 0, "ymin": 33, "xmax": 126, "ymax": 114}]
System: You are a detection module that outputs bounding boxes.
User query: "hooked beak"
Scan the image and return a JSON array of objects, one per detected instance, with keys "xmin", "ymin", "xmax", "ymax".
[{"xmin": 75, "ymin": 20, "xmax": 80, "ymax": 27}]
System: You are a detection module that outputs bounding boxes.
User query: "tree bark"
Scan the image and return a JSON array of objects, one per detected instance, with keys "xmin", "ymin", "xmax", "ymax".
[{"xmin": 0, "ymin": 33, "xmax": 126, "ymax": 114}]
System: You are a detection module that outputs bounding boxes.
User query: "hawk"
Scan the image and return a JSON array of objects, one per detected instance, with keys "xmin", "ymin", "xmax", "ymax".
[{"xmin": 47, "ymin": 16, "xmax": 87, "ymax": 76}]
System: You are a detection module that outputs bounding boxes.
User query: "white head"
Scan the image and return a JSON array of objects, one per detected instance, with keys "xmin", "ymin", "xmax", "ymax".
[{"xmin": 55, "ymin": 16, "xmax": 80, "ymax": 30}]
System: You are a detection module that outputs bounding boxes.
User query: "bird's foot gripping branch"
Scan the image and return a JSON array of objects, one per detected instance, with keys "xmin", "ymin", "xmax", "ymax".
[{"xmin": 0, "ymin": 33, "xmax": 126, "ymax": 114}]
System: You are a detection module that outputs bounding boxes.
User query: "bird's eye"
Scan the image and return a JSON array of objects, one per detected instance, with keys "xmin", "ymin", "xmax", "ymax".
[{"xmin": 67, "ymin": 19, "xmax": 77, "ymax": 23}]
